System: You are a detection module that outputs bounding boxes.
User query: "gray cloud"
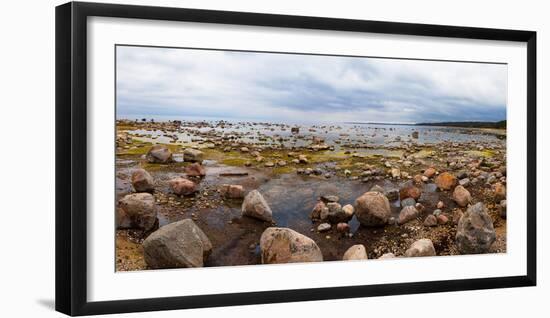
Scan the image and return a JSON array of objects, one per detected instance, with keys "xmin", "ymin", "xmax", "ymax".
[{"xmin": 116, "ymin": 46, "xmax": 507, "ymax": 123}]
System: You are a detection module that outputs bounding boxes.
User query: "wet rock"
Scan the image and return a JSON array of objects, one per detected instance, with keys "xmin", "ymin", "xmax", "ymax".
[
  {"xmin": 399, "ymin": 185, "xmax": 421, "ymax": 200},
  {"xmin": 220, "ymin": 184, "xmax": 245, "ymax": 199},
  {"xmin": 369, "ymin": 185, "xmax": 385, "ymax": 194},
  {"xmin": 452, "ymin": 185, "xmax": 471, "ymax": 207},
  {"xmin": 423, "ymin": 214, "xmax": 438, "ymax": 227},
  {"xmin": 321, "ymin": 195, "xmax": 339, "ymax": 203},
  {"xmin": 456, "ymin": 202, "xmax": 496, "ymax": 254},
  {"xmin": 355, "ymin": 191, "xmax": 391, "ymax": 227},
  {"xmin": 310, "ymin": 201, "xmax": 328, "ymax": 220},
  {"xmin": 385, "ymin": 189, "xmax": 399, "ymax": 201},
  {"xmin": 298, "ymin": 154, "xmax": 308, "ymax": 164},
  {"xmin": 401, "ymin": 197, "xmax": 416, "ymax": 208},
  {"xmin": 260, "ymin": 227, "xmax": 323, "ymax": 264},
  {"xmin": 459, "ymin": 178, "xmax": 471, "ymax": 187},
  {"xmin": 342, "ymin": 204, "xmax": 355, "ymax": 219},
  {"xmin": 336, "ymin": 222, "xmax": 350, "ymax": 233},
  {"xmin": 169, "ymin": 177, "xmax": 197, "ymax": 196},
  {"xmin": 183, "ymin": 148, "xmax": 204, "ymax": 163},
  {"xmin": 405, "ymin": 239, "xmax": 436, "ymax": 257},
  {"xmin": 435, "ymin": 172, "xmax": 457, "ymax": 191},
  {"xmin": 327, "ymin": 202, "xmax": 349, "ymax": 223},
  {"xmin": 143, "ymin": 219, "xmax": 212, "ymax": 268},
  {"xmin": 493, "ymin": 182, "xmax": 506, "ymax": 201},
  {"xmin": 240, "ymin": 146, "xmax": 249, "ymax": 153},
  {"xmin": 146, "ymin": 144, "xmax": 173, "ymax": 163},
  {"xmin": 264, "ymin": 161, "xmax": 275, "ymax": 167},
  {"xmin": 411, "ymin": 131, "xmax": 419, "ymax": 139},
  {"xmin": 398, "ymin": 205, "xmax": 419, "ymax": 225},
  {"xmin": 317, "ymin": 223, "xmax": 331, "ymax": 232},
  {"xmin": 117, "ymin": 193, "xmax": 157, "ymax": 231},
  {"xmin": 131, "ymin": 168, "xmax": 154, "ymax": 192},
  {"xmin": 379, "ymin": 253, "xmax": 396, "ymax": 259},
  {"xmin": 343, "ymin": 244, "xmax": 368, "ymax": 260},
  {"xmin": 185, "ymin": 162, "xmax": 206, "ymax": 177},
  {"xmin": 242, "ymin": 190, "xmax": 273, "ymax": 222},
  {"xmin": 423, "ymin": 167, "xmax": 436, "ymax": 178}
]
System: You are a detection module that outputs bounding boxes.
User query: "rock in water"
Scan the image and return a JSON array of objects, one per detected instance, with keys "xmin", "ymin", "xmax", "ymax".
[
  {"xmin": 220, "ymin": 184, "xmax": 245, "ymax": 199},
  {"xmin": 342, "ymin": 204, "xmax": 355, "ymax": 219},
  {"xmin": 398, "ymin": 205, "xmax": 419, "ymax": 225},
  {"xmin": 185, "ymin": 162, "xmax": 206, "ymax": 177},
  {"xmin": 260, "ymin": 227, "xmax": 323, "ymax": 264},
  {"xmin": 310, "ymin": 201, "xmax": 328, "ymax": 220},
  {"xmin": 343, "ymin": 244, "xmax": 368, "ymax": 260},
  {"xmin": 435, "ymin": 172, "xmax": 457, "ymax": 191},
  {"xmin": 143, "ymin": 219, "xmax": 212, "ymax": 268},
  {"xmin": 131, "ymin": 168, "xmax": 154, "ymax": 192},
  {"xmin": 146, "ymin": 145, "xmax": 173, "ymax": 163},
  {"xmin": 169, "ymin": 177, "xmax": 197, "ymax": 196},
  {"xmin": 327, "ymin": 202, "xmax": 349, "ymax": 223},
  {"xmin": 399, "ymin": 185, "xmax": 422, "ymax": 200},
  {"xmin": 242, "ymin": 190, "xmax": 273, "ymax": 222},
  {"xmin": 405, "ymin": 239, "xmax": 436, "ymax": 257},
  {"xmin": 452, "ymin": 185, "xmax": 471, "ymax": 207},
  {"xmin": 117, "ymin": 193, "xmax": 157, "ymax": 231},
  {"xmin": 455, "ymin": 202, "xmax": 496, "ymax": 254},
  {"xmin": 355, "ymin": 191, "xmax": 391, "ymax": 226},
  {"xmin": 400, "ymin": 197, "xmax": 416, "ymax": 208},
  {"xmin": 183, "ymin": 148, "xmax": 204, "ymax": 163}
]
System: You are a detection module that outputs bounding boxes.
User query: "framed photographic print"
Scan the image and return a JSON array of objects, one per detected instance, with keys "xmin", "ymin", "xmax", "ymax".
[{"xmin": 55, "ymin": 1, "xmax": 536, "ymax": 316}]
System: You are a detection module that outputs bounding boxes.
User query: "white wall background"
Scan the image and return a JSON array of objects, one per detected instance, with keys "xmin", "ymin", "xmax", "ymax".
[{"xmin": 0, "ymin": 0, "xmax": 546, "ymax": 317}]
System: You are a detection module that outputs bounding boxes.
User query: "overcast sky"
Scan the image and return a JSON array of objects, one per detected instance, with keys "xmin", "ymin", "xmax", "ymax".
[{"xmin": 116, "ymin": 45, "xmax": 507, "ymax": 124}]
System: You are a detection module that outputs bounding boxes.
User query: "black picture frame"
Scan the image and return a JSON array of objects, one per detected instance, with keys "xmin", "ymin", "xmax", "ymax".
[{"xmin": 55, "ymin": 1, "xmax": 537, "ymax": 316}]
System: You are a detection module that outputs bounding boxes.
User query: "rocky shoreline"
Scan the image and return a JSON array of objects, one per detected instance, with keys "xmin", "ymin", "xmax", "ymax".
[{"xmin": 115, "ymin": 119, "xmax": 506, "ymax": 271}]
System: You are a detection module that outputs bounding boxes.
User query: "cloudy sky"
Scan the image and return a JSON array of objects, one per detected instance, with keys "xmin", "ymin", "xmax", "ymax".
[{"xmin": 116, "ymin": 45, "xmax": 507, "ymax": 124}]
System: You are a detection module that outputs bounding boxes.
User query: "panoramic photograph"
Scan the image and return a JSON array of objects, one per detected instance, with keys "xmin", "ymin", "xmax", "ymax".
[{"xmin": 115, "ymin": 45, "xmax": 507, "ymax": 271}]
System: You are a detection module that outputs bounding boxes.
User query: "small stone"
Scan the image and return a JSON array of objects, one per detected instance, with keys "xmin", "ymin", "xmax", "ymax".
[
  {"xmin": 423, "ymin": 214, "xmax": 438, "ymax": 227},
  {"xmin": 336, "ymin": 222, "xmax": 350, "ymax": 233},
  {"xmin": 405, "ymin": 239, "xmax": 436, "ymax": 257},
  {"xmin": 437, "ymin": 214, "xmax": 449, "ymax": 225},
  {"xmin": 401, "ymin": 197, "xmax": 416, "ymax": 208},
  {"xmin": 343, "ymin": 244, "xmax": 368, "ymax": 260},
  {"xmin": 317, "ymin": 223, "xmax": 331, "ymax": 232}
]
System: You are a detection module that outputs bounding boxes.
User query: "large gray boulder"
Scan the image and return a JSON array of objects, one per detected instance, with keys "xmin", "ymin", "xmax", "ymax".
[
  {"xmin": 143, "ymin": 219, "xmax": 212, "ymax": 269},
  {"xmin": 183, "ymin": 148, "xmax": 204, "ymax": 163},
  {"xmin": 242, "ymin": 190, "xmax": 273, "ymax": 222},
  {"xmin": 131, "ymin": 168, "xmax": 154, "ymax": 192},
  {"xmin": 117, "ymin": 193, "xmax": 157, "ymax": 231},
  {"xmin": 354, "ymin": 191, "xmax": 391, "ymax": 226},
  {"xmin": 405, "ymin": 239, "xmax": 436, "ymax": 257},
  {"xmin": 260, "ymin": 227, "xmax": 323, "ymax": 264},
  {"xmin": 456, "ymin": 202, "xmax": 496, "ymax": 254},
  {"xmin": 146, "ymin": 145, "xmax": 173, "ymax": 163}
]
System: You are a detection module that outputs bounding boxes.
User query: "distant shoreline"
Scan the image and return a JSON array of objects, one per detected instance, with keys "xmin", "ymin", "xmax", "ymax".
[{"xmin": 348, "ymin": 120, "xmax": 506, "ymax": 130}]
